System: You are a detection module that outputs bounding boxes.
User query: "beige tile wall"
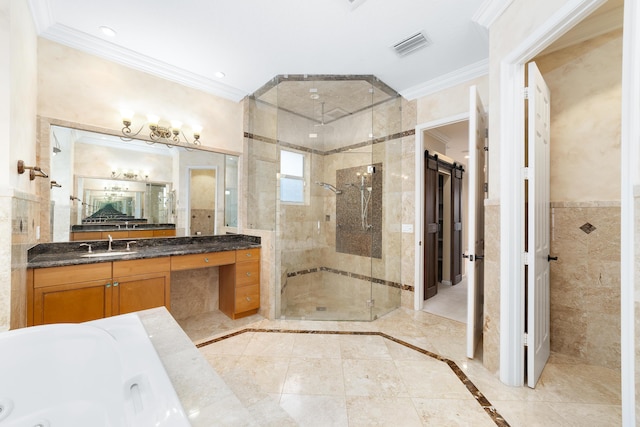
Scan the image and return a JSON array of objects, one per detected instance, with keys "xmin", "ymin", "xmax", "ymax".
[{"xmin": 550, "ymin": 203, "xmax": 621, "ymax": 369}]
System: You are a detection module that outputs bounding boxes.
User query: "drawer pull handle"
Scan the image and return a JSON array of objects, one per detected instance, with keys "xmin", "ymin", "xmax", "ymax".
[
  {"xmin": 113, "ymin": 281, "xmax": 119, "ymax": 287},
  {"xmin": 106, "ymin": 283, "xmax": 111, "ymax": 288},
  {"xmin": 246, "ymin": 253, "xmax": 251, "ymax": 257},
  {"xmin": 204, "ymin": 257, "xmax": 209, "ymax": 263},
  {"xmin": 246, "ymin": 272, "xmax": 251, "ymax": 277},
  {"xmin": 246, "ymin": 296, "xmax": 251, "ymax": 301}
]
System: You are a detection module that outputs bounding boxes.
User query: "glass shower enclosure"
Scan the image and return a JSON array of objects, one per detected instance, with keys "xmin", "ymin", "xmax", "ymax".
[{"xmin": 246, "ymin": 75, "xmax": 403, "ymax": 321}]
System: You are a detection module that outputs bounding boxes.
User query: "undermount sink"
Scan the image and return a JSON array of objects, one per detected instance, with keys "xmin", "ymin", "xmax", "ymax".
[{"xmin": 81, "ymin": 251, "xmax": 137, "ymax": 258}]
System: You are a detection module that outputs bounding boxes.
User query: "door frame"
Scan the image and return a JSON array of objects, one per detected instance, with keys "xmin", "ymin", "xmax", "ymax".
[
  {"xmin": 414, "ymin": 112, "xmax": 469, "ymax": 309},
  {"xmin": 498, "ymin": 0, "xmax": 607, "ymax": 386},
  {"xmin": 620, "ymin": 0, "xmax": 640, "ymax": 424}
]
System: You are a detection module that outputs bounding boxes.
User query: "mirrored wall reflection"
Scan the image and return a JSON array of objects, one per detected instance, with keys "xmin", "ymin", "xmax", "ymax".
[{"xmin": 48, "ymin": 125, "xmax": 239, "ymax": 242}]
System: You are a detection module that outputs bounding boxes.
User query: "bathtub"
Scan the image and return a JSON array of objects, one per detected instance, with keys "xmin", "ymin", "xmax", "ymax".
[{"xmin": 0, "ymin": 314, "xmax": 190, "ymax": 427}]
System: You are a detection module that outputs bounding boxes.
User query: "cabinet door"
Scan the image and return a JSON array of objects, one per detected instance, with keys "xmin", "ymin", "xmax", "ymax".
[
  {"xmin": 33, "ymin": 280, "xmax": 112, "ymax": 325},
  {"xmin": 112, "ymin": 271, "xmax": 170, "ymax": 315}
]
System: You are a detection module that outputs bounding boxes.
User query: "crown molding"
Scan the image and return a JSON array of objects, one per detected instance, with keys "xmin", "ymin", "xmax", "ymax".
[
  {"xmin": 472, "ymin": 0, "xmax": 514, "ymax": 29},
  {"xmin": 27, "ymin": 0, "xmax": 55, "ymax": 33},
  {"xmin": 425, "ymin": 129, "xmax": 450, "ymax": 145},
  {"xmin": 400, "ymin": 58, "xmax": 489, "ymax": 101},
  {"xmin": 38, "ymin": 23, "xmax": 247, "ymax": 102}
]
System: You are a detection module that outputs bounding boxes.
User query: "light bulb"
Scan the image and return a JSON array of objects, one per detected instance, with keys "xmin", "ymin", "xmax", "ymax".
[{"xmin": 147, "ymin": 114, "xmax": 159, "ymax": 126}]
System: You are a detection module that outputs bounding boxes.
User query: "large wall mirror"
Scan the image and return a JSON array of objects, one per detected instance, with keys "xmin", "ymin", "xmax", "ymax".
[{"xmin": 48, "ymin": 125, "xmax": 239, "ymax": 242}]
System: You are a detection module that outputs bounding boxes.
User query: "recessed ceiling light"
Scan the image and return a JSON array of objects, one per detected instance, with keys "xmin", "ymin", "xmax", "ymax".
[
  {"xmin": 214, "ymin": 71, "xmax": 226, "ymax": 78},
  {"xmin": 99, "ymin": 26, "xmax": 117, "ymax": 37}
]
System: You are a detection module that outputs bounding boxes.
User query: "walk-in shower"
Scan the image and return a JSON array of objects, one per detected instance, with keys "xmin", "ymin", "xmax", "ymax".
[{"xmin": 245, "ymin": 75, "xmax": 404, "ymax": 321}]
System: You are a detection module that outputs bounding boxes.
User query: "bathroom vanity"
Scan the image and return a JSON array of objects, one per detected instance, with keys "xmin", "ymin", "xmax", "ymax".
[{"xmin": 27, "ymin": 235, "xmax": 261, "ymax": 326}]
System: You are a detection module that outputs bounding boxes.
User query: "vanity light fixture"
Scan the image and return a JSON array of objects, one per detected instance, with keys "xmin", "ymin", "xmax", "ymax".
[
  {"xmin": 111, "ymin": 169, "xmax": 149, "ymax": 181},
  {"xmin": 120, "ymin": 111, "xmax": 202, "ymax": 147}
]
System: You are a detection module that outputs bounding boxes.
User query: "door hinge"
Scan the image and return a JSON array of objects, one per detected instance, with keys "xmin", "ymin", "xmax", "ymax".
[
  {"xmin": 367, "ymin": 299, "xmax": 375, "ymax": 307},
  {"xmin": 523, "ymin": 87, "xmax": 530, "ymax": 99},
  {"xmin": 484, "ymin": 183, "xmax": 488, "ymax": 193},
  {"xmin": 485, "ymin": 128, "xmax": 489, "ymax": 138},
  {"xmin": 522, "ymin": 167, "xmax": 529, "ymax": 180},
  {"xmin": 523, "ymin": 252, "xmax": 530, "ymax": 265},
  {"xmin": 523, "ymin": 332, "xmax": 528, "ymax": 346}
]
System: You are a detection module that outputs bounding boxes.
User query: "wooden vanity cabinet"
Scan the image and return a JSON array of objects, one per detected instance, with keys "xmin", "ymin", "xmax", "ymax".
[
  {"xmin": 28, "ymin": 246, "xmax": 260, "ymax": 325},
  {"xmin": 220, "ymin": 248, "xmax": 261, "ymax": 319},
  {"xmin": 28, "ymin": 257, "xmax": 171, "ymax": 326},
  {"xmin": 30, "ymin": 263, "xmax": 113, "ymax": 325},
  {"xmin": 112, "ymin": 257, "xmax": 171, "ymax": 315}
]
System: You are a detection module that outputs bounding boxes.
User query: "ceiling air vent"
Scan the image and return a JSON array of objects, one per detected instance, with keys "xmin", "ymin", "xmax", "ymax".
[{"xmin": 393, "ymin": 32, "xmax": 431, "ymax": 57}]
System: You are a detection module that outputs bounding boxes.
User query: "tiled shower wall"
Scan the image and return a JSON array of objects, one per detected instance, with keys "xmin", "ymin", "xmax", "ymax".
[{"xmin": 550, "ymin": 202, "xmax": 621, "ymax": 369}]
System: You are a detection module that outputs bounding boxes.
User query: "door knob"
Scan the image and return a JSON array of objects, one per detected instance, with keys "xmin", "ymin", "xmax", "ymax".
[{"xmin": 548, "ymin": 255, "xmax": 558, "ymax": 262}]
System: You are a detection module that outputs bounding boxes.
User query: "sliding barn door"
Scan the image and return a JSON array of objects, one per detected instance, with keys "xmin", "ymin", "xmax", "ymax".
[
  {"xmin": 424, "ymin": 152, "xmax": 439, "ymax": 299},
  {"xmin": 451, "ymin": 167, "xmax": 463, "ymax": 285}
]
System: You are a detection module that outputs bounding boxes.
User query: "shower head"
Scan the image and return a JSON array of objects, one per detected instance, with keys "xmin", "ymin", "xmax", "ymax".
[{"xmin": 315, "ymin": 181, "xmax": 342, "ymax": 195}]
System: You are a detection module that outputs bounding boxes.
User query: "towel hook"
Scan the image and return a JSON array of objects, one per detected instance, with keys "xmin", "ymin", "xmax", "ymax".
[{"xmin": 17, "ymin": 160, "xmax": 49, "ymax": 180}]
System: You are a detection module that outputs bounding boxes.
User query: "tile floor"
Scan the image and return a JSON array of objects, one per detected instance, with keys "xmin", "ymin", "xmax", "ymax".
[
  {"xmin": 422, "ymin": 278, "xmax": 468, "ymax": 323},
  {"xmin": 178, "ymin": 308, "xmax": 622, "ymax": 426}
]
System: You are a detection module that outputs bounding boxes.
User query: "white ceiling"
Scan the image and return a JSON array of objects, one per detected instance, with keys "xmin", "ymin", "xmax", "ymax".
[{"xmin": 28, "ymin": 0, "xmax": 490, "ymax": 102}]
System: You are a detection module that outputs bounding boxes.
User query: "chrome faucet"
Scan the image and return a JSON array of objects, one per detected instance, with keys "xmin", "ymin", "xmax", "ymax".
[
  {"xmin": 79, "ymin": 243, "xmax": 92, "ymax": 253},
  {"xmin": 107, "ymin": 234, "xmax": 113, "ymax": 251}
]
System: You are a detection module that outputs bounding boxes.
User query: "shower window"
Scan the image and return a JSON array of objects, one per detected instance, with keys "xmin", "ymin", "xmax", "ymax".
[{"xmin": 280, "ymin": 149, "xmax": 306, "ymax": 203}]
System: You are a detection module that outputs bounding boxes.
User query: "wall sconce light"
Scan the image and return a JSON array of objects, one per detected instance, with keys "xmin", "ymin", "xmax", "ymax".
[
  {"xmin": 120, "ymin": 111, "xmax": 201, "ymax": 146},
  {"xmin": 17, "ymin": 160, "xmax": 49, "ymax": 181},
  {"xmin": 50, "ymin": 180, "xmax": 62, "ymax": 189}
]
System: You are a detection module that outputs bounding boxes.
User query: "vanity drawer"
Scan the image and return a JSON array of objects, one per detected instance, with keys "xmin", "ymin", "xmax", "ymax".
[
  {"xmin": 33, "ymin": 263, "xmax": 112, "ymax": 288},
  {"xmin": 170, "ymin": 251, "xmax": 236, "ymax": 271},
  {"xmin": 235, "ymin": 261, "xmax": 260, "ymax": 287},
  {"xmin": 153, "ymin": 229, "xmax": 176, "ymax": 237},
  {"xmin": 113, "ymin": 257, "xmax": 170, "ymax": 277},
  {"xmin": 236, "ymin": 248, "xmax": 260, "ymax": 262},
  {"xmin": 235, "ymin": 284, "xmax": 260, "ymax": 313}
]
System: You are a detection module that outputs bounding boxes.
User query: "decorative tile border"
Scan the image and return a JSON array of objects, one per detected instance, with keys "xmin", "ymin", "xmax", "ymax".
[
  {"xmin": 286, "ymin": 266, "xmax": 413, "ymax": 292},
  {"xmin": 244, "ymin": 128, "xmax": 415, "ymax": 157},
  {"xmin": 197, "ymin": 328, "xmax": 510, "ymax": 427}
]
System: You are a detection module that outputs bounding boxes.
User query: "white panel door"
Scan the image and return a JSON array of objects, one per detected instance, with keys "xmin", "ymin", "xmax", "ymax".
[
  {"xmin": 466, "ymin": 85, "xmax": 487, "ymax": 359},
  {"xmin": 527, "ymin": 62, "xmax": 551, "ymax": 388}
]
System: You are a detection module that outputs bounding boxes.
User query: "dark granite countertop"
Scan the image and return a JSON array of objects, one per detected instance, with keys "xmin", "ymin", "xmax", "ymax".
[
  {"xmin": 28, "ymin": 234, "xmax": 261, "ymax": 269},
  {"xmin": 71, "ymin": 223, "xmax": 176, "ymax": 232}
]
